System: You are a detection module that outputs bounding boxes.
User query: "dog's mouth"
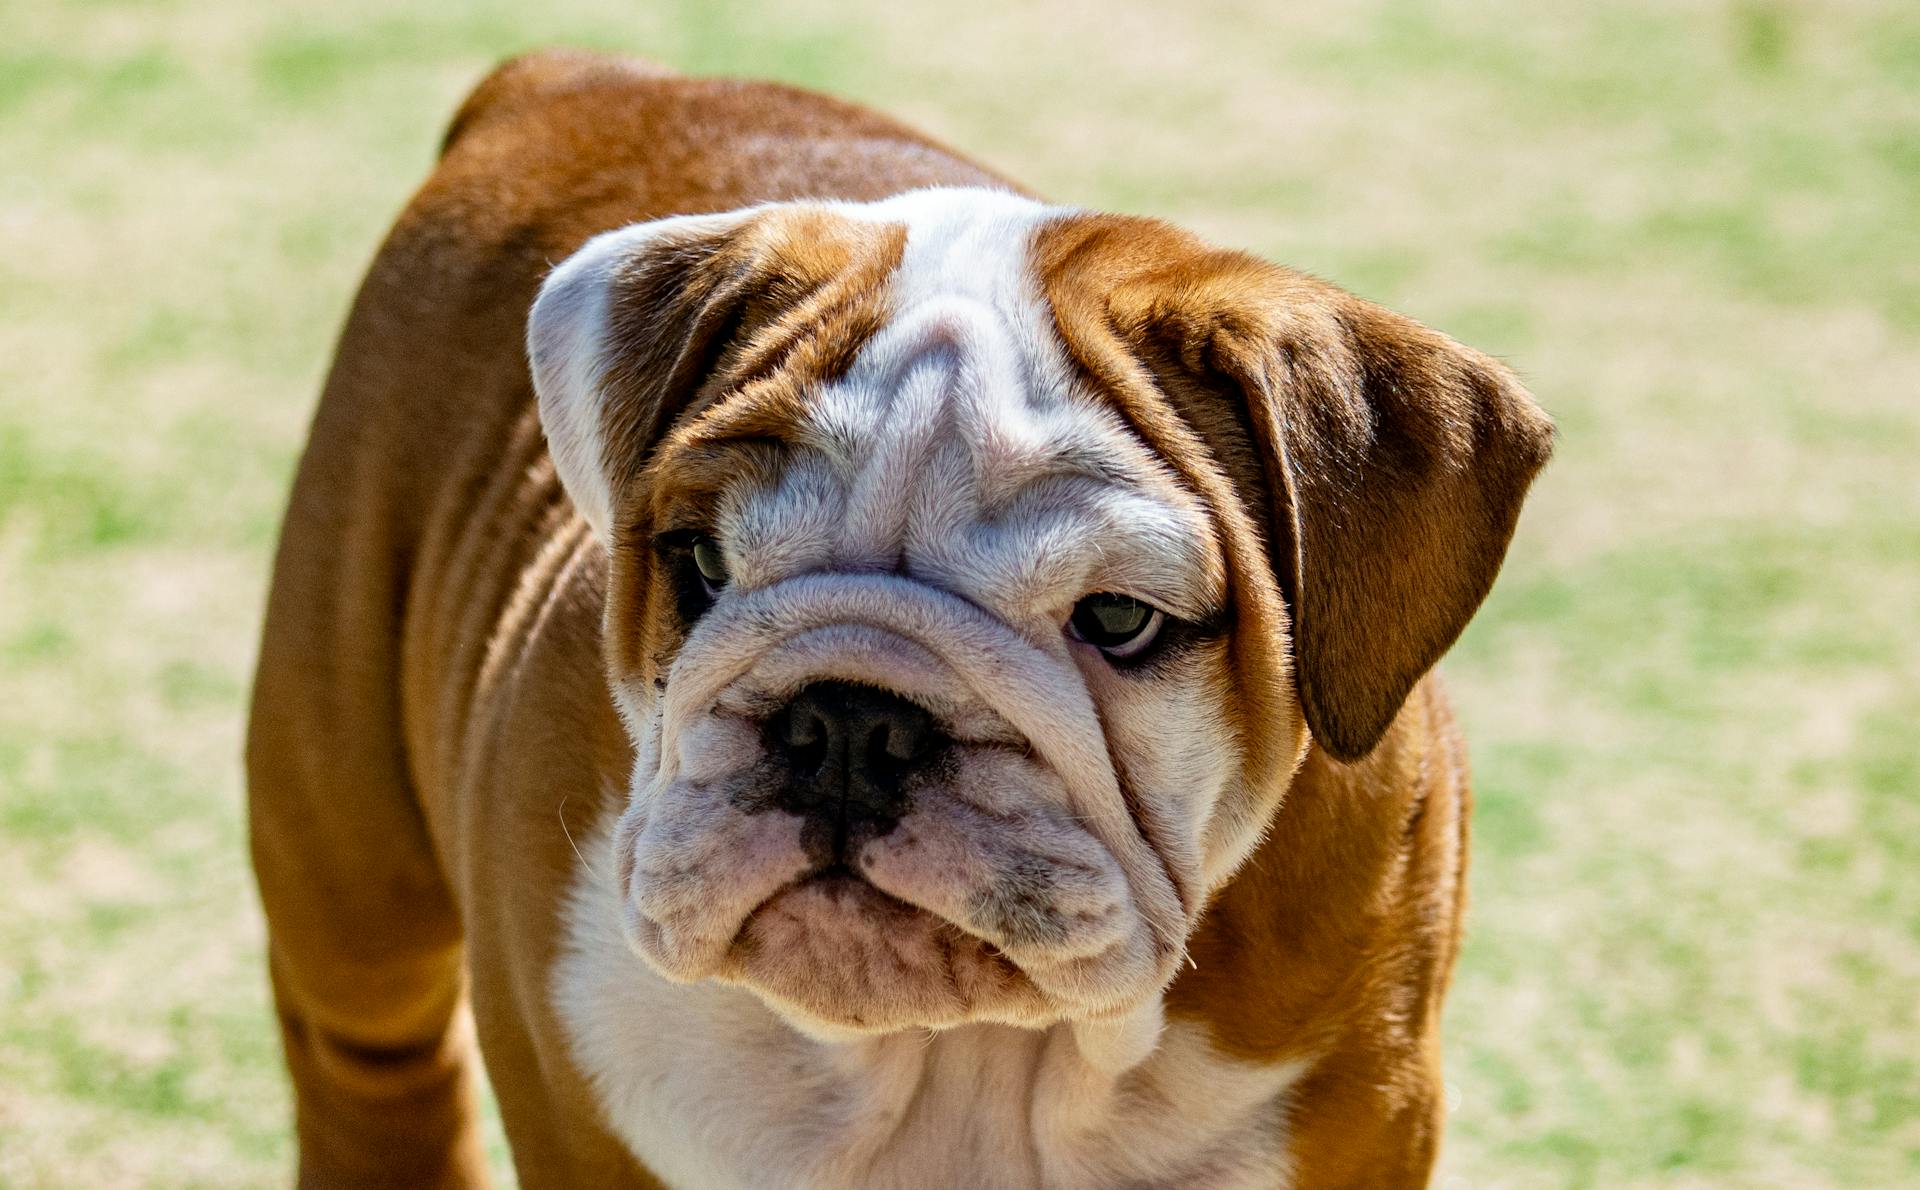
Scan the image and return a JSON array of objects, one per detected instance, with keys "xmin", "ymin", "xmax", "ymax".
[
  {"xmin": 739, "ymin": 863, "xmax": 912, "ymax": 941},
  {"xmin": 619, "ymin": 763, "xmax": 1153, "ymax": 1033},
  {"xmin": 721, "ymin": 863, "xmax": 1042, "ymax": 1032}
]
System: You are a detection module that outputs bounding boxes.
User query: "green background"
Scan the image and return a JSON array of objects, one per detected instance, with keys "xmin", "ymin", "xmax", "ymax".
[{"xmin": 3, "ymin": 0, "xmax": 1916, "ymax": 1185}]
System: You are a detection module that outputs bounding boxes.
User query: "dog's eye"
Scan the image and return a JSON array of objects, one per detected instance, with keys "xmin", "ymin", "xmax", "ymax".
[
  {"xmin": 656, "ymin": 530, "xmax": 728, "ymax": 623},
  {"xmin": 1067, "ymin": 593, "xmax": 1164, "ymax": 660},
  {"xmin": 691, "ymin": 536, "xmax": 729, "ymax": 592}
]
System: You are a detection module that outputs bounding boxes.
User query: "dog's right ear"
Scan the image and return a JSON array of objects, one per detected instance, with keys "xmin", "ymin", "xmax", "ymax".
[
  {"xmin": 527, "ymin": 209, "xmax": 765, "ymax": 544},
  {"xmin": 528, "ymin": 205, "xmax": 906, "ymax": 544}
]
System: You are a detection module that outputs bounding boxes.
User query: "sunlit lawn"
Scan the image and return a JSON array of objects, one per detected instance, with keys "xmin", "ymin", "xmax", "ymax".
[{"xmin": 3, "ymin": 1, "xmax": 1916, "ymax": 1186}]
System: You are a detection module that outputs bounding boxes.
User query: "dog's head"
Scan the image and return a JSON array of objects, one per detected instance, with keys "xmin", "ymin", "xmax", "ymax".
[{"xmin": 528, "ymin": 188, "xmax": 1551, "ymax": 1035}]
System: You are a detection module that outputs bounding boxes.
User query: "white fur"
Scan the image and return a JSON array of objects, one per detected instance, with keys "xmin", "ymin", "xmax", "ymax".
[
  {"xmin": 557, "ymin": 812, "xmax": 1308, "ymax": 1190},
  {"xmin": 541, "ymin": 188, "xmax": 1301, "ymax": 1186}
]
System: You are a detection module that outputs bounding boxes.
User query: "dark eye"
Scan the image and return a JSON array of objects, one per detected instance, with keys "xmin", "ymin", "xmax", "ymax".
[
  {"xmin": 656, "ymin": 531, "xmax": 728, "ymax": 623},
  {"xmin": 1067, "ymin": 593, "xmax": 1165, "ymax": 660},
  {"xmin": 691, "ymin": 536, "xmax": 729, "ymax": 593}
]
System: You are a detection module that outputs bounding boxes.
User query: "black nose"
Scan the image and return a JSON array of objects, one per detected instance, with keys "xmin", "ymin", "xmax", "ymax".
[{"xmin": 768, "ymin": 681, "xmax": 940, "ymax": 849}]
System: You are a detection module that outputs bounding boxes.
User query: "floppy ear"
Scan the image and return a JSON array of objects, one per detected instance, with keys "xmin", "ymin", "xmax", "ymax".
[
  {"xmin": 1105, "ymin": 248, "xmax": 1553, "ymax": 761},
  {"xmin": 528, "ymin": 203, "xmax": 905, "ymax": 543},
  {"xmin": 1221, "ymin": 285, "xmax": 1552, "ymax": 760},
  {"xmin": 527, "ymin": 209, "xmax": 763, "ymax": 542}
]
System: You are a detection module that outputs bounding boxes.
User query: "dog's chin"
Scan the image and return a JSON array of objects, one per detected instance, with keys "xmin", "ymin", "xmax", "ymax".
[{"xmin": 713, "ymin": 871, "xmax": 1055, "ymax": 1035}]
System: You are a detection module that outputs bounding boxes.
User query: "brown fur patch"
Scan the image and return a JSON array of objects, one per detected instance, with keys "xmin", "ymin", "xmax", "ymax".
[
  {"xmin": 1034, "ymin": 216, "xmax": 1308, "ymax": 804},
  {"xmin": 1034, "ymin": 212, "xmax": 1553, "ymax": 764},
  {"xmin": 593, "ymin": 209, "xmax": 911, "ymax": 691},
  {"xmin": 1035, "ymin": 212, "xmax": 1551, "ymax": 1188}
]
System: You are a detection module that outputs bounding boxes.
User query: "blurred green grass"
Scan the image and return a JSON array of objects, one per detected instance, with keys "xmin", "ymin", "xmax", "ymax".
[{"xmin": 2, "ymin": 0, "xmax": 1916, "ymax": 1186}]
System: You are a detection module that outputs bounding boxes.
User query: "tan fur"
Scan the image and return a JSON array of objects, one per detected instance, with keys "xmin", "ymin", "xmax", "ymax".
[
  {"xmin": 599, "ymin": 207, "xmax": 914, "ymax": 713},
  {"xmin": 248, "ymin": 50, "xmax": 1549, "ymax": 1189},
  {"xmin": 1033, "ymin": 212, "xmax": 1551, "ymax": 1190}
]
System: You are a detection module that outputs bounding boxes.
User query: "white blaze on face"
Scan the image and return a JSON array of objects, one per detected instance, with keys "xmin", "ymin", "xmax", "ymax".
[{"xmin": 543, "ymin": 188, "xmax": 1244, "ymax": 1034}]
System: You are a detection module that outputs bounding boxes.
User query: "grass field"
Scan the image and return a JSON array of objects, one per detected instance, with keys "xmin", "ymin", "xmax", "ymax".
[{"xmin": 3, "ymin": 0, "xmax": 1917, "ymax": 1185}]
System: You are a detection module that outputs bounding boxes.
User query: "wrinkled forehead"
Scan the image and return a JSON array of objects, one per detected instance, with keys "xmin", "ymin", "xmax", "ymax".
[{"xmin": 664, "ymin": 189, "xmax": 1225, "ymax": 621}]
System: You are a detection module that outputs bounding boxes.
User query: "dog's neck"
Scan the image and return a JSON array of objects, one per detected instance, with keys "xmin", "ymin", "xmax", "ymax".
[{"xmin": 554, "ymin": 815, "xmax": 1310, "ymax": 1190}]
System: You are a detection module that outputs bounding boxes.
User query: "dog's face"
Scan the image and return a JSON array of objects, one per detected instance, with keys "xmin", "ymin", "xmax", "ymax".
[{"xmin": 529, "ymin": 188, "xmax": 1551, "ymax": 1035}]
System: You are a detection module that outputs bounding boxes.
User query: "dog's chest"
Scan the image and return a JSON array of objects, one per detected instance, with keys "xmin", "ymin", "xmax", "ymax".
[{"xmin": 553, "ymin": 832, "xmax": 1306, "ymax": 1190}]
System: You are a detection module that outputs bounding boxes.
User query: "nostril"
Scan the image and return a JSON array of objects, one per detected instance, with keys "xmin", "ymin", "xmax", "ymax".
[
  {"xmin": 873, "ymin": 713, "xmax": 929, "ymax": 765},
  {"xmin": 782, "ymin": 706, "xmax": 831, "ymax": 778},
  {"xmin": 865, "ymin": 728, "xmax": 903, "ymax": 785},
  {"xmin": 856, "ymin": 701, "xmax": 935, "ymax": 795},
  {"xmin": 784, "ymin": 708, "xmax": 822, "ymax": 748}
]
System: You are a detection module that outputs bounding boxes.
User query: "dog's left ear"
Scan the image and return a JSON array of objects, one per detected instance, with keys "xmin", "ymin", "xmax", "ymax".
[
  {"xmin": 1047, "ymin": 220, "xmax": 1554, "ymax": 762},
  {"xmin": 1194, "ymin": 278, "xmax": 1554, "ymax": 762}
]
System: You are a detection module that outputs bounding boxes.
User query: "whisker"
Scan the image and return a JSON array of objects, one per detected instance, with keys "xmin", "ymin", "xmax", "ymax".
[{"xmin": 558, "ymin": 796, "xmax": 602, "ymax": 883}]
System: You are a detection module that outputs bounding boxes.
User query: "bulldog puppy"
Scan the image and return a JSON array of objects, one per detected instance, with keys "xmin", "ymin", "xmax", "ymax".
[{"xmin": 248, "ymin": 50, "xmax": 1552, "ymax": 1190}]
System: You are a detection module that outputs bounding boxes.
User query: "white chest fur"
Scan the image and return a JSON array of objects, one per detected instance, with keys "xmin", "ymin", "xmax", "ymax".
[{"xmin": 552, "ymin": 822, "xmax": 1307, "ymax": 1190}]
